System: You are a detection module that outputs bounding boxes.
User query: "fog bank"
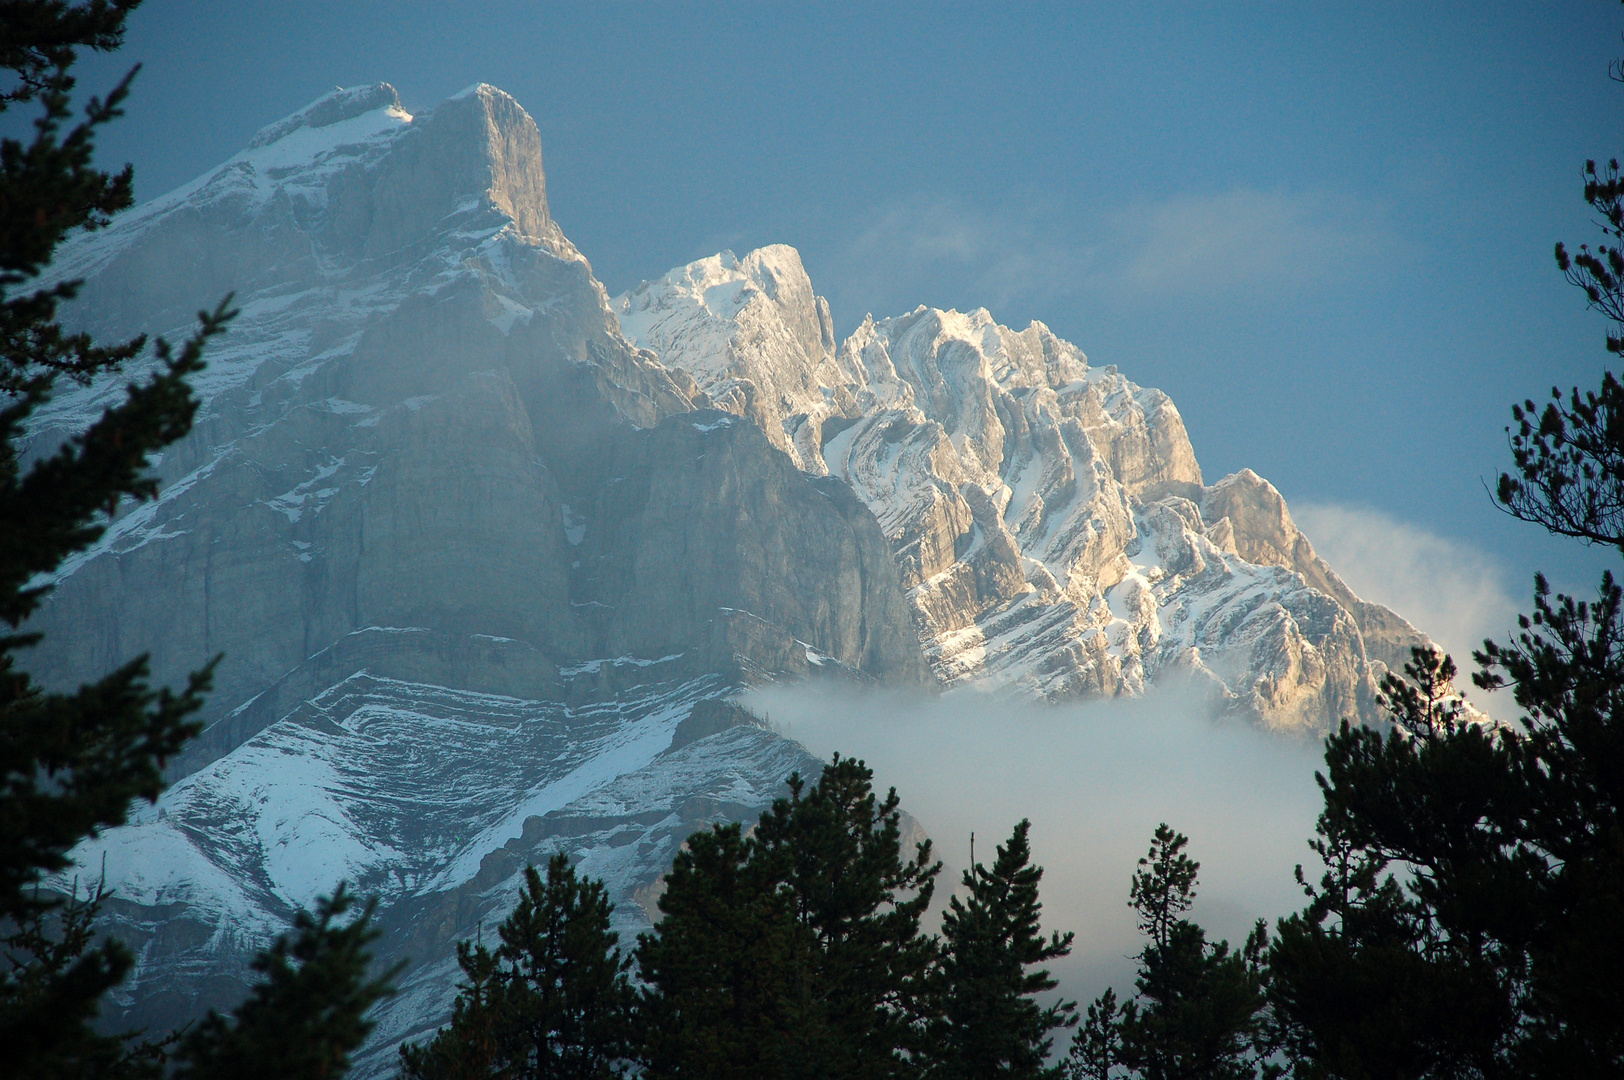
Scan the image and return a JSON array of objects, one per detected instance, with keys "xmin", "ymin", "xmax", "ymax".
[{"xmin": 743, "ymin": 681, "xmax": 1328, "ymax": 1005}]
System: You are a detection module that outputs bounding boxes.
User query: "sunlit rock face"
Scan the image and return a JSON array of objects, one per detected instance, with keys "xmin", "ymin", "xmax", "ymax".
[
  {"xmin": 615, "ymin": 245, "xmax": 1425, "ymax": 729},
  {"xmin": 27, "ymin": 81, "xmax": 1425, "ymax": 1076}
]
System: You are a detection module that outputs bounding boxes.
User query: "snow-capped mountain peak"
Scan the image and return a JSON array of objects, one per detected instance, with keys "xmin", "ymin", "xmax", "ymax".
[
  {"xmin": 614, "ymin": 245, "xmax": 1425, "ymax": 723},
  {"xmin": 244, "ymin": 82, "xmax": 411, "ymax": 150}
]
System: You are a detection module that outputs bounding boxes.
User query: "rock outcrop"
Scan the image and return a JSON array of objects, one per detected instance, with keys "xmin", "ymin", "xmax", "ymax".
[{"xmin": 26, "ymin": 85, "xmax": 919, "ymax": 1071}]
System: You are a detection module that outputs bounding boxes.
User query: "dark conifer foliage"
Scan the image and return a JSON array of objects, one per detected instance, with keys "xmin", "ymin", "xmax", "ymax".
[
  {"xmin": 634, "ymin": 822, "xmax": 800, "ymax": 1080},
  {"xmin": 932, "ymin": 819, "xmax": 1075, "ymax": 1080},
  {"xmin": 1265, "ymin": 650, "xmax": 1520, "ymax": 1079},
  {"xmin": 1496, "ymin": 370, "xmax": 1624, "ymax": 551},
  {"xmin": 1263, "ymin": 13, "xmax": 1624, "ymax": 1074},
  {"xmin": 2, "ymin": 5, "xmax": 395, "ymax": 1078},
  {"xmin": 1474, "ymin": 583, "xmax": 1624, "ymax": 1072},
  {"xmin": 177, "ymin": 888, "xmax": 399, "ymax": 1080},
  {"xmin": 400, "ymin": 854, "xmax": 637, "ymax": 1080},
  {"xmin": 1071, "ymin": 826, "xmax": 1275, "ymax": 1080},
  {"xmin": 1500, "ymin": 120, "xmax": 1624, "ymax": 546},
  {"xmin": 752, "ymin": 754, "xmax": 942, "ymax": 1079},
  {"xmin": 1267, "ymin": 632, "xmax": 1624, "ymax": 1076},
  {"xmin": 0, "ymin": 2, "xmax": 232, "ymax": 1074},
  {"xmin": 0, "ymin": 0, "xmax": 160, "ymax": 396},
  {"xmin": 637, "ymin": 754, "xmax": 941, "ymax": 1080}
]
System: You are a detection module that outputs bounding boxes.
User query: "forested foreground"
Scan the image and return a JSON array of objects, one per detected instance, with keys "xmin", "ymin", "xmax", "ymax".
[{"xmin": 4, "ymin": 2, "xmax": 1624, "ymax": 1078}]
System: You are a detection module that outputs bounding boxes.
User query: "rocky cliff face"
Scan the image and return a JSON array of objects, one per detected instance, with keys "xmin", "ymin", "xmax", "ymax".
[
  {"xmin": 27, "ymin": 83, "xmax": 1430, "ymax": 1074},
  {"xmin": 614, "ymin": 247, "xmax": 1425, "ymax": 730},
  {"xmin": 27, "ymin": 84, "xmax": 912, "ymax": 1072}
]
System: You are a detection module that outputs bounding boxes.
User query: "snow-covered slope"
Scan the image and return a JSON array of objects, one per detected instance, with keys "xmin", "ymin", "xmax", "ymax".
[
  {"xmin": 615, "ymin": 247, "xmax": 1428, "ymax": 728},
  {"xmin": 85, "ymin": 653, "xmax": 816, "ymax": 1070}
]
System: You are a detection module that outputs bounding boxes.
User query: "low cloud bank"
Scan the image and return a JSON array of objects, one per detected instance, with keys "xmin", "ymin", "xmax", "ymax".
[
  {"xmin": 1294, "ymin": 503, "xmax": 1521, "ymax": 701},
  {"xmin": 742, "ymin": 681, "xmax": 1327, "ymax": 1006}
]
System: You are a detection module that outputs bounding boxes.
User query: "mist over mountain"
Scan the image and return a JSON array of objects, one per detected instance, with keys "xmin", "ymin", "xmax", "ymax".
[{"xmin": 26, "ymin": 83, "xmax": 1435, "ymax": 1073}]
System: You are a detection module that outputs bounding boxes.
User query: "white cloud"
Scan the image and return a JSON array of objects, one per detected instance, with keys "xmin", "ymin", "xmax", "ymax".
[
  {"xmin": 1293, "ymin": 502, "xmax": 1522, "ymax": 688},
  {"xmin": 1099, "ymin": 189, "xmax": 1400, "ymax": 300},
  {"xmin": 743, "ymin": 681, "xmax": 1326, "ymax": 1009},
  {"xmin": 816, "ymin": 193, "xmax": 1089, "ymax": 331},
  {"xmin": 813, "ymin": 187, "xmax": 1400, "ymax": 335}
]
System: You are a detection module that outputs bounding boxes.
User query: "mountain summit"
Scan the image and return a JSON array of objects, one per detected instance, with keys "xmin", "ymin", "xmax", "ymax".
[
  {"xmin": 614, "ymin": 244, "xmax": 1426, "ymax": 725},
  {"xmin": 27, "ymin": 84, "xmax": 1425, "ymax": 1073}
]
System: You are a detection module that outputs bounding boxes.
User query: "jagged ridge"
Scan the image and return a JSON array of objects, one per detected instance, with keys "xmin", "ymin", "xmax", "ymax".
[{"xmin": 614, "ymin": 245, "xmax": 1430, "ymax": 729}]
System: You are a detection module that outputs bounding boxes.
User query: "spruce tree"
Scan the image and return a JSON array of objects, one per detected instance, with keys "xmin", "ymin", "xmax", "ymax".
[
  {"xmin": 0, "ymin": 2, "xmax": 230, "ymax": 1074},
  {"xmin": 1, "ymin": 4, "xmax": 397, "ymax": 1076},
  {"xmin": 637, "ymin": 754, "xmax": 942, "ymax": 1080},
  {"xmin": 175, "ymin": 887, "xmax": 399, "ymax": 1080},
  {"xmin": 932, "ymin": 819, "xmax": 1076, "ymax": 1080},
  {"xmin": 1070, "ymin": 825, "xmax": 1275, "ymax": 1080},
  {"xmin": 401, "ymin": 854, "xmax": 637, "ymax": 1080}
]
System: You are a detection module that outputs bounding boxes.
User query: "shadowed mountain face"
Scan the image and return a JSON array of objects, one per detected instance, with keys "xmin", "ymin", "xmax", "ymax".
[{"xmin": 25, "ymin": 83, "xmax": 1425, "ymax": 1073}]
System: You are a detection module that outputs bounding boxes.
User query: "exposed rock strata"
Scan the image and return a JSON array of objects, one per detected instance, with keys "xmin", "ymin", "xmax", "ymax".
[
  {"xmin": 614, "ymin": 246, "xmax": 1428, "ymax": 728},
  {"xmin": 26, "ymin": 85, "xmax": 920, "ymax": 1068}
]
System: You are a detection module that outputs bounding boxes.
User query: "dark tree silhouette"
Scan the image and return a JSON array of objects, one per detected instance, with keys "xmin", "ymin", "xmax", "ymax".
[
  {"xmin": 1267, "ymin": 22, "xmax": 1624, "ymax": 1067},
  {"xmin": 0, "ymin": 5, "xmax": 394, "ymax": 1077},
  {"xmin": 400, "ymin": 854, "xmax": 636, "ymax": 1080},
  {"xmin": 1072, "ymin": 826, "xmax": 1275, "ymax": 1080},
  {"xmin": 932, "ymin": 819, "xmax": 1075, "ymax": 1080},
  {"xmin": 177, "ymin": 888, "xmax": 399, "ymax": 1080},
  {"xmin": 638, "ymin": 755, "xmax": 941, "ymax": 1080},
  {"xmin": 1266, "ymin": 650, "xmax": 1520, "ymax": 1079},
  {"xmin": 0, "ymin": 2, "xmax": 230, "ymax": 1073}
]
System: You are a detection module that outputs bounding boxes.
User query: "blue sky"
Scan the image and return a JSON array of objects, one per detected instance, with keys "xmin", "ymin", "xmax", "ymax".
[{"xmin": 68, "ymin": 0, "xmax": 1624, "ymax": 663}]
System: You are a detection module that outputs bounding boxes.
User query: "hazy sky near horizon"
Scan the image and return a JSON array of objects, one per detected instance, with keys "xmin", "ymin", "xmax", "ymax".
[{"xmin": 63, "ymin": 0, "xmax": 1624, "ymax": 658}]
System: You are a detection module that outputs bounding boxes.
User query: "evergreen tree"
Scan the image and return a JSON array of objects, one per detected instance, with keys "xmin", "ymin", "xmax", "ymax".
[
  {"xmin": 0, "ymin": 2, "xmax": 231, "ymax": 1074},
  {"xmin": 0, "ymin": 4, "xmax": 397, "ymax": 1076},
  {"xmin": 1070, "ymin": 826, "xmax": 1275, "ymax": 1080},
  {"xmin": 932, "ymin": 819, "xmax": 1076, "ymax": 1080},
  {"xmin": 637, "ymin": 754, "xmax": 942, "ymax": 1080},
  {"xmin": 1264, "ymin": 13, "xmax": 1624, "ymax": 1074},
  {"xmin": 175, "ymin": 887, "xmax": 399, "ymax": 1080},
  {"xmin": 400, "ymin": 854, "xmax": 637, "ymax": 1080},
  {"xmin": 634, "ymin": 822, "xmax": 801, "ymax": 1080},
  {"xmin": 1265, "ymin": 649, "xmax": 1519, "ymax": 1079}
]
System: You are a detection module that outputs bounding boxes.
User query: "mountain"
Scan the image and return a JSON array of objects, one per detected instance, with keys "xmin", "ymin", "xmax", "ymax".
[
  {"xmin": 21, "ymin": 83, "xmax": 1425, "ymax": 1072},
  {"xmin": 613, "ymin": 247, "xmax": 1426, "ymax": 728}
]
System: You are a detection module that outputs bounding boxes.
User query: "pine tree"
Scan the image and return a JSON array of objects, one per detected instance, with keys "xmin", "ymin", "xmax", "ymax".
[
  {"xmin": 932, "ymin": 819, "xmax": 1076, "ymax": 1080},
  {"xmin": 634, "ymin": 822, "xmax": 801, "ymax": 1080},
  {"xmin": 1070, "ymin": 825, "xmax": 1275, "ymax": 1080},
  {"xmin": 636, "ymin": 754, "xmax": 942, "ymax": 1080},
  {"xmin": 755, "ymin": 754, "xmax": 942, "ymax": 1080},
  {"xmin": 0, "ymin": 2, "xmax": 232, "ymax": 1074},
  {"xmin": 1264, "ymin": 12, "xmax": 1624, "ymax": 1073},
  {"xmin": 401, "ymin": 854, "xmax": 637, "ymax": 1080},
  {"xmin": 1, "ymin": 5, "xmax": 397, "ymax": 1077},
  {"xmin": 1265, "ymin": 650, "xmax": 1521, "ymax": 1079},
  {"xmin": 175, "ymin": 887, "xmax": 399, "ymax": 1080}
]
